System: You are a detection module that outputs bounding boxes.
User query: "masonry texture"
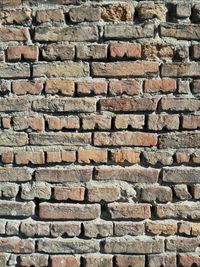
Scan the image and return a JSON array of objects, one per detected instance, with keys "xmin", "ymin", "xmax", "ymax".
[{"xmin": 0, "ymin": 0, "xmax": 200, "ymax": 266}]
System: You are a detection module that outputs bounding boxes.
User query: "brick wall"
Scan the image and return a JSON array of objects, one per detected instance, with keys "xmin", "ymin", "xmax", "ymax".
[{"xmin": 0, "ymin": 0, "xmax": 199, "ymax": 266}]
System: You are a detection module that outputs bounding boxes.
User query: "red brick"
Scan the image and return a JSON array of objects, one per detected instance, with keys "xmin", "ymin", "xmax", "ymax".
[
  {"xmin": 77, "ymin": 81, "xmax": 107, "ymax": 95},
  {"xmin": 115, "ymin": 115, "xmax": 144, "ymax": 129},
  {"xmin": 109, "ymin": 43, "xmax": 141, "ymax": 58},
  {"xmin": 36, "ymin": 9, "xmax": 65, "ymax": 24},
  {"xmin": 144, "ymin": 79, "xmax": 176, "ymax": 93},
  {"xmin": 50, "ymin": 222, "xmax": 81, "ymax": 237},
  {"xmin": 142, "ymin": 44, "xmax": 175, "ymax": 58},
  {"xmin": 179, "ymin": 253, "xmax": 200, "ymax": 266},
  {"xmin": 87, "ymin": 183, "xmax": 120, "ymax": 202},
  {"xmin": 13, "ymin": 116, "xmax": 44, "ymax": 131},
  {"xmin": 82, "ymin": 113, "xmax": 111, "ymax": 130},
  {"xmin": 46, "ymin": 151, "xmax": 62, "ymax": 163},
  {"xmin": 46, "ymin": 116, "xmax": 79, "ymax": 130},
  {"xmin": 51, "ymin": 256, "xmax": 80, "ymax": 267},
  {"xmin": 78, "ymin": 148, "xmax": 107, "ymax": 163},
  {"xmin": 54, "ymin": 186, "xmax": 85, "ymax": 201},
  {"xmin": 192, "ymin": 44, "xmax": 200, "ymax": 59},
  {"xmin": 146, "ymin": 221, "xmax": 177, "ymax": 235},
  {"xmin": 148, "ymin": 253, "xmax": 177, "ymax": 267},
  {"xmin": 111, "ymin": 149, "xmax": 140, "ymax": 164},
  {"xmin": 15, "ymin": 151, "xmax": 45, "ymax": 165},
  {"xmin": 1, "ymin": 152, "xmax": 13, "ymax": 164},
  {"xmin": 20, "ymin": 254, "xmax": 48, "ymax": 267},
  {"xmin": 39, "ymin": 203, "xmax": 100, "ymax": 220},
  {"xmin": 109, "ymin": 80, "xmax": 141, "ymax": 95},
  {"xmin": 0, "ymin": 238, "xmax": 34, "ymax": 253},
  {"xmin": 12, "ymin": 80, "xmax": 43, "ymax": 95},
  {"xmin": 42, "ymin": 44, "xmax": 75, "ymax": 61},
  {"xmin": 1, "ymin": 116, "xmax": 11, "ymax": 129},
  {"xmin": 45, "ymin": 80, "xmax": 74, "ymax": 96},
  {"xmin": 115, "ymin": 255, "xmax": 145, "ymax": 267},
  {"xmin": 7, "ymin": 46, "xmax": 38, "ymax": 62},
  {"xmin": 0, "ymin": 27, "xmax": 29, "ymax": 41},
  {"xmin": 84, "ymin": 255, "xmax": 112, "ymax": 267},
  {"xmin": 182, "ymin": 115, "xmax": 200, "ymax": 129}
]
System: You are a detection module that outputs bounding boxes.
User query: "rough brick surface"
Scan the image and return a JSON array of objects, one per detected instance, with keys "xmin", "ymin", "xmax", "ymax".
[{"xmin": 0, "ymin": 0, "xmax": 199, "ymax": 265}]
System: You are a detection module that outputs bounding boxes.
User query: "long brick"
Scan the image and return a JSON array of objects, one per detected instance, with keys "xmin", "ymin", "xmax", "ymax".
[
  {"xmin": 35, "ymin": 167, "xmax": 93, "ymax": 182},
  {"xmin": 163, "ymin": 167, "xmax": 200, "ymax": 184},
  {"xmin": 95, "ymin": 166, "xmax": 159, "ymax": 183},
  {"xmin": 162, "ymin": 63, "xmax": 200, "ymax": 77},
  {"xmin": 39, "ymin": 203, "xmax": 100, "ymax": 219},
  {"xmin": 0, "ymin": 238, "xmax": 34, "ymax": 253},
  {"xmin": 0, "ymin": 27, "xmax": 29, "ymax": 41},
  {"xmin": 0, "ymin": 168, "xmax": 31, "ymax": 182},
  {"xmin": 159, "ymin": 132, "xmax": 200, "ymax": 148},
  {"xmin": 0, "ymin": 64, "xmax": 30, "ymax": 78},
  {"xmin": 0, "ymin": 133, "xmax": 28, "ymax": 146},
  {"xmin": 35, "ymin": 26, "xmax": 98, "ymax": 42},
  {"xmin": 0, "ymin": 98, "xmax": 28, "ymax": 112},
  {"xmin": 92, "ymin": 61, "xmax": 159, "ymax": 77},
  {"xmin": 0, "ymin": 200, "xmax": 34, "ymax": 217}
]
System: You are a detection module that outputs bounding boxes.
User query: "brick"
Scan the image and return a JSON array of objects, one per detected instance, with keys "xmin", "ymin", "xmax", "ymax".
[
  {"xmin": 87, "ymin": 183, "xmax": 120, "ymax": 202},
  {"xmin": 100, "ymin": 97, "xmax": 158, "ymax": 112},
  {"xmin": 76, "ymin": 44, "xmax": 107, "ymax": 60},
  {"xmin": 163, "ymin": 167, "xmax": 200, "ymax": 184},
  {"xmin": 7, "ymin": 46, "xmax": 38, "ymax": 62},
  {"xmin": 50, "ymin": 222, "xmax": 81, "ymax": 237},
  {"xmin": 92, "ymin": 61, "xmax": 159, "ymax": 77},
  {"xmin": 51, "ymin": 256, "xmax": 80, "ymax": 267},
  {"xmin": 176, "ymin": 3, "xmax": 191, "ymax": 18},
  {"xmin": 38, "ymin": 239, "xmax": 99, "ymax": 253},
  {"xmin": 138, "ymin": 3, "xmax": 165, "ymax": 20},
  {"xmin": 0, "ymin": 133, "xmax": 28, "ymax": 147},
  {"xmin": 45, "ymin": 80, "xmax": 74, "ymax": 95},
  {"xmin": 109, "ymin": 80, "xmax": 141, "ymax": 95},
  {"xmin": 182, "ymin": 115, "xmax": 200, "ymax": 129},
  {"xmin": 192, "ymin": 4, "xmax": 200, "ymax": 22},
  {"xmin": 35, "ymin": 26, "xmax": 98, "ymax": 42},
  {"xmin": 35, "ymin": 167, "xmax": 92, "ymax": 183},
  {"xmin": 77, "ymin": 81, "xmax": 107, "ymax": 95},
  {"xmin": 83, "ymin": 220, "xmax": 113, "ymax": 238},
  {"xmin": 94, "ymin": 132, "xmax": 157, "ymax": 147},
  {"xmin": 61, "ymin": 150, "xmax": 76, "ymax": 162},
  {"xmin": 104, "ymin": 237, "xmax": 164, "ymax": 254},
  {"xmin": 78, "ymin": 148, "xmax": 107, "ymax": 163},
  {"xmin": 156, "ymin": 203, "xmax": 200, "ymax": 219},
  {"xmin": 33, "ymin": 62, "xmax": 89, "ymax": 78},
  {"xmin": 146, "ymin": 221, "xmax": 177, "ymax": 235},
  {"xmin": 69, "ymin": 6, "xmax": 101, "ymax": 22},
  {"xmin": 111, "ymin": 149, "xmax": 140, "ymax": 164},
  {"xmin": 47, "ymin": 116, "xmax": 79, "ymax": 130},
  {"xmin": 192, "ymin": 184, "xmax": 200, "ymax": 199},
  {"xmin": 175, "ymin": 152, "xmax": 190, "ymax": 164},
  {"xmin": 144, "ymin": 79, "xmax": 176, "ymax": 93},
  {"xmin": 179, "ymin": 254, "xmax": 200, "ymax": 267},
  {"xmin": 108, "ymin": 203, "xmax": 151, "ymax": 220},
  {"xmin": 109, "ymin": 43, "xmax": 141, "ymax": 58},
  {"xmin": 148, "ymin": 114, "xmax": 179, "ymax": 130},
  {"xmin": 42, "ymin": 44, "xmax": 75, "ymax": 61},
  {"xmin": 0, "ymin": 200, "xmax": 34, "ymax": 217},
  {"xmin": 0, "ymin": 0, "xmax": 21, "ymax": 7},
  {"xmin": 20, "ymin": 221, "xmax": 49, "ymax": 237},
  {"xmin": 160, "ymin": 98, "xmax": 200, "ymax": 112},
  {"xmin": 84, "ymin": 255, "xmax": 112, "ymax": 267},
  {"xmin": 114, "ymin": 222, "xmax": 145, "ymax": 236},
  {"xmin": 0, "ymin": 98, "xmax": 28, "ymax": 112},
  {"xmin": 192, "ymin": 80, "xmax": 200, "ymax": 93},
  {"xmin": 159, "ymin": 132, "xmax": 200, "ymax": 149},
  {"xmin": 82, "ymin": 113, "xmax": 111, "ymax": 130},
  {"xmin": 142, "ymin": 44, "xmax": 175, "ymax": 59},
  {"xmin": 1, "ymin": 183, "xmax": 19, "ymax": 198},
  {"xmin": 12, "ymin": 80, "xmax": 43, "ymax": 95},
  {"xmin": 161, "ymin": 23, "xmax": 200, "ymax": 40},
  {"xmin": 178, "ymin": 222, "xmax": 191, "ymax": 236},
  {"xmin": 148, "ymin": 253, "xmax": 177, "ymax": 267},
  {"xmin": 0, "ymin": 168, "xmax": 31, "ymax": 182},
  {"xmin": 15, "ymin": 151, "xmax": 45, "ymax": 165},
  {"xmin": 0, "ymin": 80, "xmax": 10, "ymax": 95},
  {"xmin": 1, "ymin": 152, "xmax": 13, "ymax": 164},
  {"xmin": 0, "ymin": 27, "xmax": 29, "ymax": 41},
  {"xmin": 13, "ymin": 116, "xmax": 44, "ymax": 131},
  {"xmin": 178, "ymin": 79, "xmax": 190, "ymax": 94},
  {"xmin": 21, "ymin": 182, "xmax": 51, "ymax": 200},
  {"xmin": 32, "ymin": 98, "xmax": 96, "ymax": 112},
  {"xmin": 141, "ymin": 186, "xmax": 172, "ymax": 202},
  {"xmin": 0, "ymin": 238, "xmax": 34, "ymax": 253},
  {"xmin": 0, "ymin": 63, "xmax": 30, "ymax": 78},
  {"xmin": 192, "ymin": 151, "xmax": 200, "ymax": 164},
  {"xmin": 101, "ymin": 4, "xmax": 132, "ymax": 22},
  {"xmin": 115, "ymin": 255, "xmax": 145, "ymax": 267},
  {"xmin": 0, "ymin": 254, "xmax": 6, "ymax": 267},
  {"xmin": 104, "ymin": 24, "xmax": 154, "ymax": 39},
  {"xmin": 20, "ymin": 254, "xmax": 49, "ymax": 267},
  {"xmin": 115, "ymin": 115, "xmax": 145, "ymax": 129},
  {"xmin": 0, "ymin": 8, "xmax": 31, "ymax": 25},
  {"xmin": 166, "ymin": 237, "xmax": 199, "ymax": 252},
  {"xmin": 1, "ymin": 116, "xmax": 11, "ymax": 129},
  {"xmin": 162, "ymin": 62, "xmax": 200, "ymax": 77},
  {"xmin": 174, "ymin": 185, "xmax": 191, "ymax": 200},
  {"xmin": 29, "ymin": 133, "xmax": 91, "ymax": 145},
  {"xmin": 95, "ymin": 166, "xmax": 159, "ymax": 183},
  {"xmin": 36, "ymin": 9, "xmax": 64, "ymax": 24},
  {"xmin": 54, "ymin": 186, "xmax": 85, "ymax": 201},
  {"xmin": 46, "ymin": 151, "xmax": 62, "ymax": 163}
]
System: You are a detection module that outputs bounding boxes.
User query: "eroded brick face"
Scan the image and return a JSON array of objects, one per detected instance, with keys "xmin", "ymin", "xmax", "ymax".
[{"xmin": 0, "ymin": 0, "xmax": 199, "ymax": 266}]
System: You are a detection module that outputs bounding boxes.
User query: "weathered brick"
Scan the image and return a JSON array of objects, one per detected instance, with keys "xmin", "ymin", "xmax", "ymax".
[
  {"xmin": 101, "ymin": 4, "xmax": 132, "ymax": 21},
  {"xmin": 84, "ymin": 255, "xmax": 112, "ymax": 267},
  {"xmin": 0, "ymin": 168, "xmax": 31, "ymax": 182},
  {"xmin": 174, "ymin": 185, "xmax": 191, "ymax": 200},
  {"xmin": 0, "ymin": 200, "xmax": 34, "ymax": 217},
  {"xmin": 42, "ymin": 44, "xmax": 75, "ymax": 61},
  {"xmin": 163, "ymin": 167, "xmax": 200, "ymax": 184},
  {"xmin": 115, "ymin": 255, "xmax": 145, "ymax": 267},
  {"xmin": 94, "ymin": 132, "xmax": 157, "ymax": 147},
  {"xmin": 78, "ymin": 148, "xmax": 107, "ymax": 163},
  {"xmin": 12, "ymin": 80, "xmax": 43, "ymax": 95},
  {"xmin": 0, "ymin": 133, "xmax": 28, "ymax": 147},
  {"xmin": 114, "ymin": 222, "xmax": 145, "ymax": 236},
  {"xmin": 156, "ymin": 203, "xmax": 200, "ymax": 219},
  {"xmin": 109, "ymin": 80, "xmax": 141, "ymax": 96},
  {"xmin": 35, "ymin": 26, "xmax": 98, "ymax": 42},
  {"xmin": 192, "ymin": 80, "xmax": 200, "ymax": 93},
  {"xmin": 20, "ymin": 254, "xmax": 49, "ymax": 267},
  {"xmin": 15, "ymin": 151, "xmax": 45, "ymax": 164},
  {"xmin": 13, "ymin": 116, "xmax": 44, "ymax": 131},
  {"xmin": 7, "ymin": 46, "xmax": 38, "ymax": 62},
  {"xmin": 0, "ymin": 0, "xmax": 21, "ymax": 7},
  {"xmin": 77, "ymin": 44, "xmax": 107, "ymax": 60},
  {"xmin": 160, "ymin": 98, "xmax": 200, "ymax": 112},
  {"xmin": 108, "ymin": 203, "xmax": 151, "ymax": 220},
  {"xmin": 0, "ymin": 8, "xmax": 31, "ymax": 25},
  {"xmin": 38, "ymin": 239, "xmax": 99, "ymax": 253},
  {"xmin": 83, "ymin": 220, "xmax": 113, "ymax": 238},
  {"xmin": 138, "ymin": 3, "xmax": 165, "ymax": 20},
  {"xmin": 0, "ymin": 64, "xmax": 30, "ymax": 78},
  {"xmin": 21, "ymin": 182, "xmax": 51, "ymax": 200},
  {"xmin": 111, "ymin": 149, "xmax": 140, "ymax": 164},
  {"xmin": 46, "ymin": 116, "xmax": 79, "ymax": 130},
  {"xmin": 146, "ymin": 221, "xmax": 177, "ymax": 235},
  {"xmin": 182, "ymin": 115, "xmax": 200, "ymax": 129},
  {"xmin": 92, "ymin": 61, "xmax": 159, "ymax": 77},
  {"xmin": 82, "ymin": 113, "xmax": 111, "ymax": 130},
  {"xmin": 148, "ymin": 253, "xmax": 177, "ymax": 267},
  {"xmin": 159, "ymin": 132, "xmax": 200, "ymax": 149},
  {"xmin": 54, "ymin": 186, "xmax": 85, "ymax": 201},
  {"xmin": 0, "ymin": 238, "xmax": 34, "ymax": 253},
  {"xmin": 45, "ymin": 80, "xmax": 74, "ymax": 95},
  {"xmin": 36, "ymin": 9, "xmax": 65, "ymax": 24},
  {"xmin": 77, "ymin": 81, "xmax": 107, "ymax": 95},
  {"xmin": 144, "ymin": 79, "xmax": 176, "ymax": 93},
  {"xmin": 192, "ymin": 184, "xmax": 200, "ymax": 199},
  {"xmin": 162, "ymin": 62, "xmax": 200, "ymax": 77},
  {"xmin": 100, "ymin": 97, "xmax": 158, "ymax": 112},
  {"xmin": 104, "ymin": 24, "xmax": 154, "ymax": 39},
  {"xmin": 50, "ymin": 222, "xmax": 81, "ymax": 237},
  {"xmin": 104, "ymin": 237, "xmax": 164, "ymax": 254},
  {"xmin": 0, "ymin": 27, "xmax": 29, "ymax": 41},
  {"xmin": 95, "ymin": 166, "xmax": 159, "ymax": 183},
  {"xmin": 32, "ymin": 98, "xmax": 96, "ymax": 112},
  {"xmin": 69, "ymin": 6, "xmax": 101, "ymax": 22},
  {"xmin": 20, "ymin": 221, "xmax": 49, "ymax": 237},
  {"xmin": 166, "ymin": 237, "xmax": 199, "ymax": 252},
  {"xmin": 29, "ymin": 132, "xmax": 91, "ymax": 145},
  {"xmin": 141, "ymin": 186, "xmax": 172, "ymax": 203},
  {"xmin": 148, "ymin": 114, "xmax": 179, "ymax": 130},
  {"xmin": 51, "ymin": 256, "xmax": 80, "ymax": 267},
  {"xmin": 192, "ymin": 4, "xmax": 200, "ymax": 22},
  {"xmin": 33, "ymin": 62, "xmax": 89, "ymax": 78},
  {"xmin": 109, "ymin": 43, "xmax": 141, "ymax": 59},
  {"xmin": 115, "ymin": 114, "xmax": 144, "ymax": 129},
  {"xmin": 142, "ymin": 44, "xmax": 175, "ymax": 59},
  {"xmin": 1, "ymin": 152, "xmax": 14, "ymax": 164},
  {"xmin": 87, "ymin": 183, "xmax": 120, "ymax": 202},
  {"xmin": 178, "ymin": 253, "xmax": 200, "ymax": 266},
  {"xmin": 35, "ymin": 167, "xmax": 93, "ymax": 183}
]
